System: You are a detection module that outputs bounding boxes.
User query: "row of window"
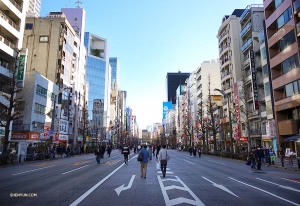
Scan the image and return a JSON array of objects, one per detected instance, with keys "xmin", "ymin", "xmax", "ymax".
[
  {"xmin": 34, "ymin": 103, "xmax": 46, "ymax": 115},
  {"xmin": 285, "ymin": 79, "xmax": 300, "ymax": 98},
  {"xmin": 36, "ymin": 85, "xmax": 55, "ymax": 101}
]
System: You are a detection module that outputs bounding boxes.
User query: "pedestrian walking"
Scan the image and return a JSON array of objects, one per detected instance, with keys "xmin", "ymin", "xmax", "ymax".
[
  {"xmin": 189, "ymin": 147, "xmax": 193, "ymax": 157},
  {"xmin": 139, "ymin": 145, "xmax": 149, "ymax": 178},
  {"xmin": 50, "ymin": 145, "xmax": 55, "ymax": 161},
  {"xmin": 152, "ymin": 145, "xmax": 156, "ymax": 156},
  {"xmin": 158, "ymin": 145, "xmax": 170, "ymax": 178},
  {"xmin": 193, "ymin": 147, "xmax": 197, "ymax": 157},
  {"xmin": 269, "ymin": 146, "xmax": 276, "ymax": 165},
  {"xmin": 156, "ymin": 145, "xmax": 161, "ymax": 159},
  {"xmin": 66, "ymin": 146, "xmax": 71, "ymax": 157},
  {"xmin": 122, "ymin": 144, "xmax": 130, "ymax": 165},
  {"xmin": 107, "ymin": 145, "xmax": 112, "ymax": 157},
  {"xmin": 248, "ymin": 147, "xmax": 257, "ymax": 171},
  {"xmin": 95, "ymin": 145, "xmax": 101, "ymax": 164},
  {"xmin": 148, "ymin": 145, "xmax": 152, "ymax": 160},
  {"xmin": 255, "ymin": 146, "xmax": 264, "ymax": 170},
  {"xmin": 198, "ymin": 147, "xmax": 202, "ymax": 158}
]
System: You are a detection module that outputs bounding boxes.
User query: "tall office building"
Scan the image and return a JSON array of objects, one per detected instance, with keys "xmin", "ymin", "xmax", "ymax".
[
  {"xmin": 0, "ymin": 0, "xmax": 29, "ymax": 149},
  {"xmin": 26, "ymin": 0, "xmax": 42, "ymax": 17},
  {"xmin": 239, "ymin": 5, "xmax": 265, "ymax": 147},
  {"xmin": 61, "ymin": 7, "xmax": 87, "ymax": 146},
  {"xmin": 166, "ymin": 72, "xmax": 190, "ymax": 104},
  {"xmin": 264, "ymin": 0, "xmax": 300, "ymax": 155},
  {"xmin": 109, "ymin": 57, "xmax": 120, "ymax": 89},
  {"xmin": 84, "ymin": 32, "xmax": 111, "ymax": 141}
]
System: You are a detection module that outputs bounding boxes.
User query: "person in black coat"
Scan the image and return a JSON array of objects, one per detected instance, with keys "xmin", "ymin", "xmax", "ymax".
[
  {"xmin": 189, "ymin": 147, "xmax": 193, "ymax": 157},
  {"xmin": 255, "ymin": 146, "xmax": 264, "ymax": 170}
]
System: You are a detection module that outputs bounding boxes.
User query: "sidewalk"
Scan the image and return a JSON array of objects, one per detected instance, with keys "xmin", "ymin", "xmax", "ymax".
[{"xmin": 271, "ymin": 157, "xmax": 300, "ymax": 171}]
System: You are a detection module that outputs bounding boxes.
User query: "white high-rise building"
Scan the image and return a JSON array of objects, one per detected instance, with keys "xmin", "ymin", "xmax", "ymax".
[
  {"xmin": 26, "ymin": 0, "xmax": 42, "ymax": 17},
  {"xmin": 0, "ymin": 0, "xmax": 29, "ymax": 149}
]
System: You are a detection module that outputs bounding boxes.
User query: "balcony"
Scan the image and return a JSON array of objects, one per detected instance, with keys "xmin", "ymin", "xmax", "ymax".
[
  {"xmin": 218, "ymin": 29, "xmax": 229, "ymax": 42},
  {"xmin": 294, "ymin": 0, "xmax": 300, "ymax": 14},
  {"xmin": 240, "ymin": 9, "xmax": 250, "ymax": 23},
  {"xmin": 221, "ymin": 71, "xmax": 231, "ymax": 80},
  {"xmin": 243, "ymin": 58, "xmax": 250, "ymax": 67},
  {"xmin": 8, "ymin": 0, "xmax": 22, "ymax": 12},
  {"xmin": 240, "ymin": 22, "xmax": 252, "ymax": 38},
  {"xmin": 0, "ymin": 35, "xmax": 16, "ymax": 49},
  {"xmin": 0, "ymin": 10, "xmax": 20, "ymax": 31},
  {"xmin": 241, "ymin": 38, "xmax": 253, "ymax": 52},
  {"xmin": 219, "ymin": 43, "xmax": 230, "ymax": 55},
  {"xmin": 278, "ymin": 119, "xmax": 298, "ymax": 135}
]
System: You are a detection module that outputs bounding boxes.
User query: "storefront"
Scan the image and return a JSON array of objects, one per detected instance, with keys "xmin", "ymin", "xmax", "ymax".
[{"xmin": 10, "ymin": 132, "xmax": 41, "ymax": 157}]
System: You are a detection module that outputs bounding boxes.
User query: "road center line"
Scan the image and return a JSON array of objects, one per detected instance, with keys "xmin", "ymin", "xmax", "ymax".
[
  {"xmin": 12, "ymin": 165, "xmax": 55, "ymax": 176},
  {"xmin": 183, "ymin": 159, "xmax": 195, "ymax": 164},
  {"xmin": 229, "ymin": 177, "xmax": 300, "ymax": 206},
  {"xmin": 207, "ymin": 160, "xmax": 225, "ymax": 165},
  {"xmin": 69, "ymin": 162, "xmax": 125, "ymax": 206},
  {"xmin": 62, "ymin": 165, "xmax": 89, "ymax": 175}
]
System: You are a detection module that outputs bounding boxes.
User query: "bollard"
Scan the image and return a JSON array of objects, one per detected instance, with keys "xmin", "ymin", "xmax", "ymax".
[{"xmin": 298, "ymin": 158, "xmax": 300, "ymax": 170}]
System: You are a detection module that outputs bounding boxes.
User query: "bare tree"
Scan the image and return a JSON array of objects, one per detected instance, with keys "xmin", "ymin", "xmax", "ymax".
[
  {"xmin": 80, "ymin": 93, "xmax": 89, "ymax": 148},
  {"xmin": 0, "ymin": 54, "xmax": 22, "ymax": 154},
  {"xmin": 206, "ymin": 75, "xmax": 219, "ymax": 152},
  {"xmin": 196, "ymin": 88, "xmax": 207, "ymax": 150}
]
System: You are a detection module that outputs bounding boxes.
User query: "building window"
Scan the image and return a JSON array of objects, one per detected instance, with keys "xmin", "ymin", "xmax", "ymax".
[
  {"xmin": 264, "ymin": 82, "xmax": 270, "ymax": 97},
  {"xmin": 275, "ymin": 0, "xmax": 284, "ymax": 9},
  {"xmin": 266, "ymin": 101, "xmax": 272, "ymax": 115},
  {"xmin": 34, "ymin": 103, "xmax": 46, "ymax": 115},
  {"xmin": 25, "ymin": 23, "xmax": 33, "ymax": 30},
  {"xmin": 262, "ymin": 64, "xmax": 269, "ymax": 78},
  {"xmin": 282, "ymin": 53, "xmax": 299, "ymax": 74},
  {"xmin": 277, "ymin": 6, "xmax": 292, "ymax": 29},
  {"xmin": 279, "ymin": 30, "xmax": 295, "ymax": 52}
]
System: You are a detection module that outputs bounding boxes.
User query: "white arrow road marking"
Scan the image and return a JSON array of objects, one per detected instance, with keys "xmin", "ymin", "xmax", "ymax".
[
  {"xmin": 207, "ymin": 160, "xmax": 225, "ymax": 165},
  {"xmin": 257, "ymin": 178, "xmax": 300, "ymax": 193},
  {"xmin": 12, "ymin": 165, "xmax": 55, "ymax": 176},
  {"xmin": 229, "ymin": 177, "xmax": 300, "ymax": 206},
  {"xmin": 62, "ymin": 165, "xmax": 89, "ymax": 175},
  {"xmin": 114, "ymin": 175, "xmax": 135, "ymax": 196},
  {"xmin": 183, "ymin": 159, "xmax": 195, "ymax": 164},
  {"xmin": 158, "ymin": 175, "xmax": 205, "ymax": 206},
  {"xmin": 202, "ymin": 176, "xmax": 239, "ymax": 198}
]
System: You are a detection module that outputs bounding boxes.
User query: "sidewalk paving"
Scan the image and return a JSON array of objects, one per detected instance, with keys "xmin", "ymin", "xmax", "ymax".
[{"xmin": 271, "ymin": 157, "xmax": 300, "ymax": 171}]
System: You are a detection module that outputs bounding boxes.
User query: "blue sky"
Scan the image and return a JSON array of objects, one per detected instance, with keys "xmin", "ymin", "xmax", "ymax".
[{"xmin": 40, "ymin": 0, "xmax": 260, "ymax": 129}]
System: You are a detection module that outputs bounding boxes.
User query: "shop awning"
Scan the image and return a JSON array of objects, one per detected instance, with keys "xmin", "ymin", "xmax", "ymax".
[{"xmin": 284, "ymin": 135, "xmax": 300, "ymax": 142}]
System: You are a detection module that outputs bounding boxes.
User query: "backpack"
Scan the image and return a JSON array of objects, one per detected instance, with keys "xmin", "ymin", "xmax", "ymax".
[{"xmin": 137, "ymin": 151, "xmax": 144, "ymax": 161}]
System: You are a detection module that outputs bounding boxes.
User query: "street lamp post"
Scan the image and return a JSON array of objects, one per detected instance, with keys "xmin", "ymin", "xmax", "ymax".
[{"xmin": 214, "ymin": 88, "xmax": 234, "ymax": 153}]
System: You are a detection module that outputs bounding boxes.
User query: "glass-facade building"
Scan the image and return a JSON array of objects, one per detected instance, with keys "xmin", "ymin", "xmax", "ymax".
[
  {"xmin": 84, "ymin": 32, "xmax": 110, "ymax": 138},
  {"xmin": 109, "ymin": 57, "xmax": 119, "ymax": 89}
]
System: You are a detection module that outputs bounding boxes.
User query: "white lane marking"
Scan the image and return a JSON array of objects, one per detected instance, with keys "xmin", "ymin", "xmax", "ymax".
[
  {"xmin": 183, "ymin": 159, "xmax": 195, "ymax": 164},
  {"xmin": 256, "ymin": 178, "xmax": 300, "ymax": 193},
  {"xmin": 207, "ymin": 160, "xmax": 225, "ymax": 165},
  {"xmin": 69, "ymin": 162, "xmax": 125, "ymax": 206},
  {"xmin": 157, "ymin": 171, "xmax": 174, "ymax": 174},
  {"xmin": 283, "ymin": 178, "xmax": 300, "ymax": 184},
  {"xmin": 229, "ymin": 177, "xmax": 300, "ymax": 206},
  {"xmin": 12, "ymin": 165, "xmax": 55, "ymax": 176},
  {"xmin": 158, "ymin": 175, "xmax": 205, "ymax": 206},
  {"xmin": 202, "ymin": 176, "xmax": 239, "ymax": 198},
  {"xmin": 115, "ymin": 175, "xmax": 135, "ymax": 196},
  {"xmin": 62, "ymin": 165, "xmax": 89, "ymax": 175}
]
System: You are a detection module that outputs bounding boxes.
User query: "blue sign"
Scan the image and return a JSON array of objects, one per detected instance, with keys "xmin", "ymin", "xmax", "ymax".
[{"xmin": 162, "ymin": 102, "xmax": 172, "ymax": 119}]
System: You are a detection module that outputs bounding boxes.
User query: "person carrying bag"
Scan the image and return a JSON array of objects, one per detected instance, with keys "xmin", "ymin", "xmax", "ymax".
[{"xmin": 158, "ymin": 144, "xmax": 170, "ymax": 178}]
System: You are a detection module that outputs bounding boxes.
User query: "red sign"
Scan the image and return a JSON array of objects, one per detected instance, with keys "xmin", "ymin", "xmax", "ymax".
[
  {"xmin": 234, "ymin": 83, "xmax": 241, "ymax": 140},
  {"xmin": 239, "ymin": 137, "xmax": 248, "ymax": 142}
]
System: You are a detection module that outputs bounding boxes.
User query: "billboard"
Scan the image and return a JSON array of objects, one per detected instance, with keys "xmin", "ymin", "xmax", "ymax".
[
  {"xmin": 17, "ymin": 49, "xmax": 28, "ymax": 88},
  {"xmin": 234, "ymin": 83, "xmax": 241, "ymax": 140},
  {"xmin": 162, "ymin": 102, "xmax": 172, "ymax": 119},
  {"xmin": 249, "ymin": 50, "xmax": 259, "ymax": 110}
]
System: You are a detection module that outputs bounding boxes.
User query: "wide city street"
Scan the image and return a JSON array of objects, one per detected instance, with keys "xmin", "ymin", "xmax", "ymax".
[{"xmin": 0, "ymin": 149, "xmax": 299, "ymax": 206}]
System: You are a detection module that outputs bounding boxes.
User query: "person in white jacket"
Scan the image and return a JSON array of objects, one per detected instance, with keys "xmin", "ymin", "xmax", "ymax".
[{"xmin": 158, "ymin": 145, "xmax": 170, "ymax": 178}]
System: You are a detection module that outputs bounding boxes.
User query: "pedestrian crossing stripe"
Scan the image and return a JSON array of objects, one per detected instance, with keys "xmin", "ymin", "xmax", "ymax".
[{"xmin": 105, "ymin": 160, "xmax": 120, "ymax": 165}]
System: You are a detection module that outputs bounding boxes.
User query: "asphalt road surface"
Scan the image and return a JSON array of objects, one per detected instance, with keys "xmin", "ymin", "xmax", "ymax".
[{"xmin": 0, "ymin": 149, "xmax": 300, "ymax": 206}]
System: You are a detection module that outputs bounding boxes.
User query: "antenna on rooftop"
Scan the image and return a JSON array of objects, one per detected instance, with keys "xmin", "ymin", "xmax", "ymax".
[{"xmin": 75, "ymin": 0, "xmax": 83, "ymax": 8}]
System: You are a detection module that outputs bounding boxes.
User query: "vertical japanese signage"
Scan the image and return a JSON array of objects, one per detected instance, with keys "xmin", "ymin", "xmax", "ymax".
[
  {"xmin": 162, "ymin": 102, "xmax": 172, "ymax": 119},
  {"xmin": 234, "ymin": 83, "xmax": 241, "ymax": 140},
  {"xmin": 249, "ymin": 50, "xmax": 259, "ymax": 110},
  {"xmin": 17, "ymin": 49, "xmax": 28, "ymax": 88}
]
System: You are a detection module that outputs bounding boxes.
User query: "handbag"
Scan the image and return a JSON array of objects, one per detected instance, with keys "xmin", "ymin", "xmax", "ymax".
[{"xmin": 156, "ymin": 161, "xmax": 160, "ymax": 170}]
